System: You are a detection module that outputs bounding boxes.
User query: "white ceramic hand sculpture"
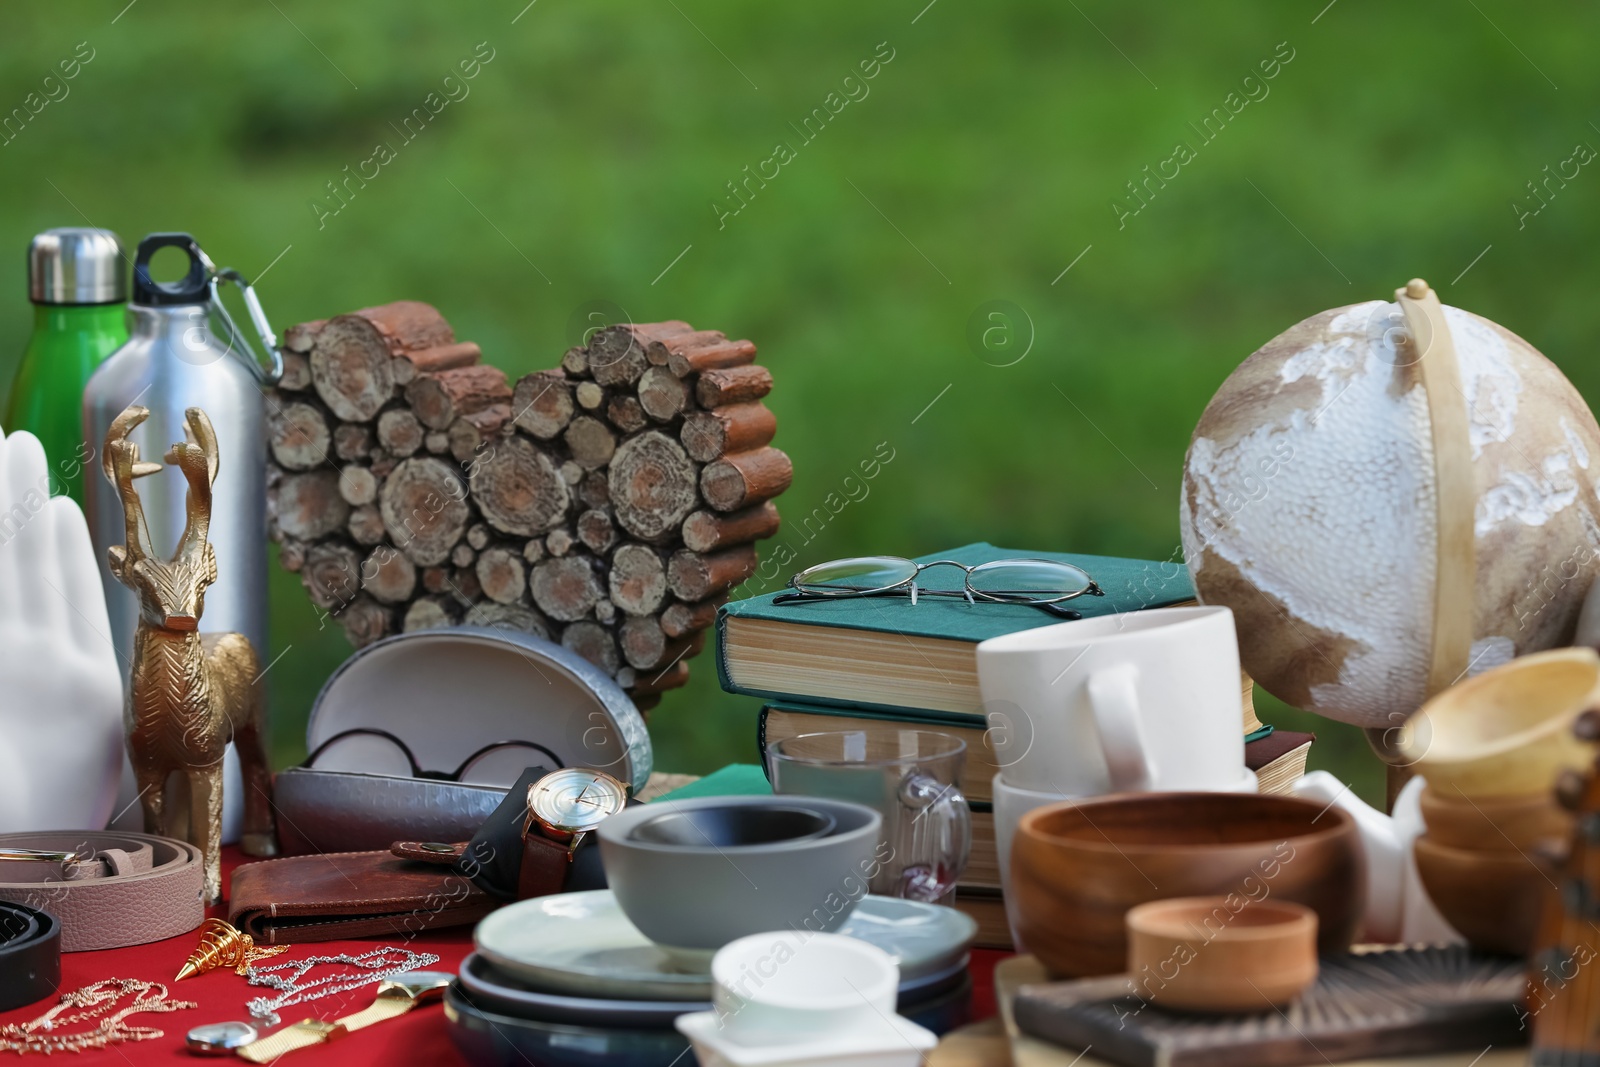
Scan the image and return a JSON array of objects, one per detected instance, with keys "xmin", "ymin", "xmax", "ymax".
[{"xmin": 0, "ymin": 427, "xmax": 125, "ymax": 832}]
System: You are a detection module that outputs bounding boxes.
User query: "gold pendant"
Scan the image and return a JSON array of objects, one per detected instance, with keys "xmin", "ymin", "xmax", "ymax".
[{"xmin": 176, "ymin": 918, "xmax": 290, "ymax": 981}]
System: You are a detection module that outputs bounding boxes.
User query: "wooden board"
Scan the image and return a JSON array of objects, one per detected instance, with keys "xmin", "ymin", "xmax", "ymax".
[
  {"xmin": 969, "ymin": 956, "xmax": 1531, "ymax": 1067},
  {"xmin": 928, "ymin": 1018, "xmax": 1009, "ymax": 1067}
]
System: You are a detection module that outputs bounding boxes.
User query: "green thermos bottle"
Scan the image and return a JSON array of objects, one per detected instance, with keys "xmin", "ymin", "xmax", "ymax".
[{"xmin": 6, "ymin": 227, "xmax": 129, "ymax": 505}]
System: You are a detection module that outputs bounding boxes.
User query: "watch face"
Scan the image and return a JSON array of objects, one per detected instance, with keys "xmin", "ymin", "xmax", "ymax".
[
  {"xmin": 186, "ymin": 1021, "xmax": 259, "ymax": 1054},
  {"xmin": 527, "ymin": 768, "xmax": 628, "ymax": 833}
]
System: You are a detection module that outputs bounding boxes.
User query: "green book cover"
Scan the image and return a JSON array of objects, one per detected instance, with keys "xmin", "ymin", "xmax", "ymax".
[{"xmin": 716, "ymin": 542, "xmax": 1194, "ymax": 704}]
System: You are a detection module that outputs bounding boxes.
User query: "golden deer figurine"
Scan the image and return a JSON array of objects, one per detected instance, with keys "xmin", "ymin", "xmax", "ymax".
[{"xmin": 103, "ymin": 405, "xmax": 276, "ymax": 903}]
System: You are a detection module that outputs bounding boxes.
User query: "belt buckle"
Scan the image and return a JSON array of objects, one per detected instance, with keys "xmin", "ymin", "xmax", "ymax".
[{"xmin": 0, "ymin": 847, "xmax": 92, "ymax": 872}]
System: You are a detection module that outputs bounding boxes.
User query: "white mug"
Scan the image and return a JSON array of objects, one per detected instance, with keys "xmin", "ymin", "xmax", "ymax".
[{"xmin": 975, "ymin": 605, "xmax": 1248, "ymax": 795}]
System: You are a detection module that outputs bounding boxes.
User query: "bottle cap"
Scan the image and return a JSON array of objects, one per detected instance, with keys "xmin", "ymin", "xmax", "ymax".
[
  {"xmin": 131, "ymin": 233, "xmax": 209, "ymax": 307},
  {"xmin": 28, "ymin": 227, "xmax": 127, "ymax": 305}
]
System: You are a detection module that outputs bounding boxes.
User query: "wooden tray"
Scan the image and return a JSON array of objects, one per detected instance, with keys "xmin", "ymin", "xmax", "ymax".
[
  {"xmin": 939, "ymin": 956, "xmax": 1532, "ymax": 1067},
  {"xmin": 1009, "ymin": 947, "xmax": 1528, "ymax": 1067}
]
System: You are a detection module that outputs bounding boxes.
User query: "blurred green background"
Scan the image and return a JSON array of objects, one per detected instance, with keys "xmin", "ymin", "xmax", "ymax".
[{"xmin": 4, "ymin": 1, "xmax": 1597, "ymax": 808}]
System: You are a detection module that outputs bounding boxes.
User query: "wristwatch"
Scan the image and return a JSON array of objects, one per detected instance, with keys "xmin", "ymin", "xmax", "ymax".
[
  {"xmin": 225, "ymin": 971, "xmax": 454, "ymax": 1062},
  {"xmin": 517, "ymin": 768, "xmax": 629, "ymax": 899}
]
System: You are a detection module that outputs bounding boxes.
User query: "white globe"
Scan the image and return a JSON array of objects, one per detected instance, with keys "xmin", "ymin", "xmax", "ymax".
[{"xmin": 1181, "ymin": 299, "xmax": 1600, "ymax": 728}]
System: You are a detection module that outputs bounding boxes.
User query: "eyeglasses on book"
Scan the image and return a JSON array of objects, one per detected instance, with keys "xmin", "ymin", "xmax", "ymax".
[{"xmin": 771, "ymin": 556, "xmax": 1104, "ymax": 619}]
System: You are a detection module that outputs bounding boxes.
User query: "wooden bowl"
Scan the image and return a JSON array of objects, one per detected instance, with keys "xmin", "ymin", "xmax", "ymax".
[
  {"xmin": 1394, "ymin": 648, "xmax": 1600, "ymax": 797},
  {"xmin": 1126, "ymin": 897, "xmax": 1318, "ymax": 1013},
  {"xmin": 1412, "ymin": 834, "xmax": 1551, "ymax": 956},
  {"xmin": 1417, "ymin": 786, "xmax": 1574, "ymax": 853},
  {"xmin": 1011, "ymin": 793, "xmax": 1363, "ymax": 978}
]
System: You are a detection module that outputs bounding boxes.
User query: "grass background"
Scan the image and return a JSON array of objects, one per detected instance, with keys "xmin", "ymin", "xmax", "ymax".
[{"xmin": 4, "ymin": 0, "xmax": 1598, "ymax": 808}]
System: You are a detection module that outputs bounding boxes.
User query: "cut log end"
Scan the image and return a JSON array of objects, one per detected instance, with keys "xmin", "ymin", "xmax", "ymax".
[
  {"xmin": 700, "ymin": 448, "xmax": 793, "ymax": 512},
  {"xmin": 530, "ymin": 555, "xmax": 603, "ymax": 622},
  {"xmin": 378, "ymin": 457, "xmax": 470, "ymax": 565},
  {"xmin": 610, "ymin": 431, "xmax": 698, "ymax": 541},
  {"xmin": 609, "ymin": 544, "xmax": 667, "ymax": 616},
  {"xmin": 668, "ymin": 545, "xmax": 758, "ymax": 602}
]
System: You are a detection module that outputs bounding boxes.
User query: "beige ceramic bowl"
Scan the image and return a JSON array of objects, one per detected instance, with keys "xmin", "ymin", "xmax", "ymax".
[
  {"xmin": 1394, "ymin": 648, "xmax": 1600, "ymax": 797},
  {"xmin": 1126, "ymin": 897, "xmax": 1318, "ymax": 1013},
  {"xmin": 1417, "ymin": 785, "xmax": 1574, "ymax": 853}
]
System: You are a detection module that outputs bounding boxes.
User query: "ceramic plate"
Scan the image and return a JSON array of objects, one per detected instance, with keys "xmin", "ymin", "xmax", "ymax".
[
  {"xmin": 458, "ymin": 949, "xmax": 969, "ymax": 1026},
  {"xmin": 474, "ymin": 889, "xmax": 978, "ymax": 1000},
  {"xmin": 457, "ymin": 952, "xmax": 710, "ymax": 1027},
  {"xmin": 445, "ymin": 985, "xmax": 689, "ymax": 1067}
]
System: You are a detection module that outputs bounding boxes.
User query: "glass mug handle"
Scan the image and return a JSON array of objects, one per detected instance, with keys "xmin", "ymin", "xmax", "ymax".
[{"xmin": 894, "ymin": 772, "xmax": 971, "ymax": 902}]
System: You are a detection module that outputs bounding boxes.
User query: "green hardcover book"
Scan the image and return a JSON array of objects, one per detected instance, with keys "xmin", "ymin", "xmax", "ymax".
[{"xmin": 717, "ymin": 542, "xmax": 1194, "ymax": 717}]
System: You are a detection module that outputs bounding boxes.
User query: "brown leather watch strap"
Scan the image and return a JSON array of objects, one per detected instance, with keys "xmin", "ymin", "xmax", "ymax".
[
  {"xmin": 516, "ymin": 833, "xmax": 573, "ymax": 899},
  {"xmin": 0, "ymin": 832, "xmax": 204, "ymax": 951}
]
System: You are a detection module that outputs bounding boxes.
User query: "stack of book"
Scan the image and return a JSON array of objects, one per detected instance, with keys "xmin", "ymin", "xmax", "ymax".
[{"xmin": 718, "ymin": 543, "xmax": 1315, "ymax": 949}]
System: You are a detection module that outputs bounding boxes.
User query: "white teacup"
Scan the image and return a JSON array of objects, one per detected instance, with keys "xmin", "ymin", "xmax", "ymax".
[
  {"xmin": 992, "ymin": 768, "xmax": 1257, "ymax": 951},
  {"xmin": 975, "ymin": 605, "xmax": 1247, "ymax": 795},
  {"xmin": 708, "ymin": 931, "xmax": 898, "ymax": 1039}
]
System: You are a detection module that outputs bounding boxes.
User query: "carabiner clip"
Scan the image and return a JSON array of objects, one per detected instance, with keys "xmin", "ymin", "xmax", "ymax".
[{"xmin": 196, "ymin": 247, "xmax": 284, "ymax": 387}]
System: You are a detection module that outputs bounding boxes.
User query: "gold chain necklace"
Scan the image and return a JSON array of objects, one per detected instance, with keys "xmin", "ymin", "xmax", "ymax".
[{"xmin": 0, "ymin": 978, "xmax": 196, "ymax": 1055}]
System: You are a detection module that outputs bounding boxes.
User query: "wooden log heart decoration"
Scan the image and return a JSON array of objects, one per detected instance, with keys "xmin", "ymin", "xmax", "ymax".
[{"xmin": 266, "ymin": 303, "xmax": 791, "ymax": 710}]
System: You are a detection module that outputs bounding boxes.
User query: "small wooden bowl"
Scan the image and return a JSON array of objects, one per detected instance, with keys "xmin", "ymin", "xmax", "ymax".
[
  {"xmin": 1126, "ymin": 897, "xmax": 1318, "ymax": 1013},
  {"xmin": 1011, "ymin": 793, "xmax": 1363, "ymax": 978},
  {"xmin": 1412, "ymin": 834, "xmax": 1548, "ymax": 956},
  {"xmin": 1418, "ymin": 786, "xmax": 1573, "ymax": 853}
]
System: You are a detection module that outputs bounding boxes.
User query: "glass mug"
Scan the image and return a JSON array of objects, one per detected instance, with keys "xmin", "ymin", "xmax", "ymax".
[{"xmin": 767, "ymin": 730, "xmax": 971, "ymax": 902}]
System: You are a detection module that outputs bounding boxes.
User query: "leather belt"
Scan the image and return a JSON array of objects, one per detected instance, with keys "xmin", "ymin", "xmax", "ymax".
[
  {"xmin": 0, "ymin": 901, "xmax": 60, "ymax": 1011},
  {"xmin": 0, "ymin": 832, "xmax": 205, "ymax": 951}
]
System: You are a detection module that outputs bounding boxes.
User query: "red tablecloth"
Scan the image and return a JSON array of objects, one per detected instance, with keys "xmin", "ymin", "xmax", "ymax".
[{"xmin": 0, "ymin": 848, "xmax": 1005, "ymax": 1064}]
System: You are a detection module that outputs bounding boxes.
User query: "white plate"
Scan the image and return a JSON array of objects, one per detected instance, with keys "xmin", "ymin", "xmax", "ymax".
[{"xmin": 474, "ymin": 890, "xmax": 977, "ymax": 1000}]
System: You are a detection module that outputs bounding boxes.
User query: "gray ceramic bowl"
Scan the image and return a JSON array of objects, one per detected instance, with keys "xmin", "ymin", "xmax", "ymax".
[
  {"xmin": 598, "ymin": 796, "xmax": 882, "ymax": 956},
  {"xmin": 627, "ymin": 804, "xmax": 835, "ymax": 847}
]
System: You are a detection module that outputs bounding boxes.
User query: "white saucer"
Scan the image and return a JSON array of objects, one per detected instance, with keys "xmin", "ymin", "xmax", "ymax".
[{"xmin": 474, "ymin": 890, "xmax": 977, "ymax": 1000}]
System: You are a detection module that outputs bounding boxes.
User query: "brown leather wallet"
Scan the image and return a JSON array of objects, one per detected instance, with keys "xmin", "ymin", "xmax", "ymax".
[{"xmin": 228, "ymin": 850, "xmax": 496, "ymax": 944}]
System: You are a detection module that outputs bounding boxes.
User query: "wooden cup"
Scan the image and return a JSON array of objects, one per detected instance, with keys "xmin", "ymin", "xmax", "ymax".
[
  {"xmin": 1412, "ymin": 834, "xmax": 1550, "ymax": 956},
  {"xmin": 1396, "ymin": 648, "xmax": 1600, "ymax": 797},
  {"xmin": 1126, "ymin": 897, "xmax": 1318, "ymax": 1013},
  {"xmin": 1417, "ymin": 786, "xmax": 1574, "ymax": 853}
]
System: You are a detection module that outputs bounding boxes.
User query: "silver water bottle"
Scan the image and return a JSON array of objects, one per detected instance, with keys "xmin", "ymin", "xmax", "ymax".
[{"xmin": 83, "ymin": 233, "xmax": 281, "ymax": 837}]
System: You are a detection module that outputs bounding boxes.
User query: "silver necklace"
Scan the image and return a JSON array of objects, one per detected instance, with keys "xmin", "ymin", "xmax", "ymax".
[{"xmin": 243, "ymin": 946, "xmax": 440, "ymax": 1025}]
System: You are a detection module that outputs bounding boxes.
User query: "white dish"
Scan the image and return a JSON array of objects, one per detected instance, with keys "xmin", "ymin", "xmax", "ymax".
[
  {"xmin": 712, "ymin": 933, "xmax": 897, "ymax": 1037},
  {"xmin": 474, "ymin": 890, "xmax": 977, "ymax": 1000},
  {"xmin": 678, "ymin": 1007, "xmax": 936, "ymax": 1067}
]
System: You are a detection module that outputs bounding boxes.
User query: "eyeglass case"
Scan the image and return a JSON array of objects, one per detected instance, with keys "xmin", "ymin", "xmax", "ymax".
[
  {"xmin": 273, "ymin": 627, "xmax": 652, "ymax": 857},
  {"xmin": 272, "ymin": 771, "xmax": 513, "ymax": 856},
  {"xmin": 306, "ymin": 626, "xmax": 651, "ymax": 791}
]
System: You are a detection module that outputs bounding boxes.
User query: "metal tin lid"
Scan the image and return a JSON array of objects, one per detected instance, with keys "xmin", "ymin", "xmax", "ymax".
[
  {"xmin": 28, "ymin": 227, "xmax": 127, "ymax": 305},
  {"xmin": 305, "ymin": 626, "xmax": 653, "ymax": 794}
]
